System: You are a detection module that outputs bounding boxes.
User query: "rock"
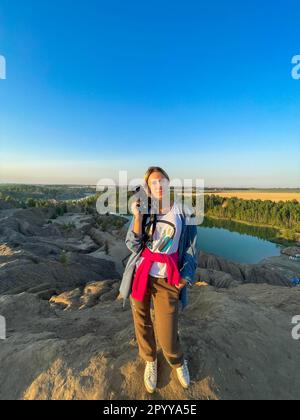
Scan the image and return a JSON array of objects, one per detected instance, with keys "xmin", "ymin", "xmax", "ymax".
[
  {"xmin": 0, "ymin": 255, "xmax": 120, "ymax": 295},
  {"xmin": 50, "ymin": 288, "xmax": 83, "ymax": 310},
  {"xmin": 0, "ymin": 283, "xmax": 299, "ymax": 400},
  {"xmin": 0, "ymin": 199, "xmax": 15, "ymax": 210},
  {"xmin": 1, "ymin": 205, "xmax": 300, "ymax": 400},
  {"xmin": 281, "ymin": 246, "xmax": 300, "ymax": 257},
  {"xmin": 198, "ymin": 251, "xmax": 245, "ymax": 280},
  {"xmin": 89, "ymin": 228, "xmax": 105, "ymax": 247},
  {"xmin": 51, "ymin": 213, "xmax": 95, "ymax": 235},
  {"xmin": 198, "ymin": 251, "xmax": 295, "ymax": 287},
  {"xmin": 27, "ymin": 283, "xmax": 53, "ymax": 294},
  {"xmin": 35, "ymin": 289, "xmax": 58, "ymax": 301},
  {"xmin": 0, "ymin": 207, "xmax": 122, "ymax": 294},
  {"xmin": 196, "ymin": 268, "xmax": 239, "ymax": 289},
  {"xmin": 242, "ymin": 264, "xmax": 292, "ymax": 287},
  {"xmin": 49, "ymin": 280, "xmax": 119, "ymax": 310},
  {"xmin": 80, "ymin": 280, "xmax": 118, "ymax": 307},
  {"xmin": 0, "ymin": 244, "xmax": 14, "ymax": 257}
]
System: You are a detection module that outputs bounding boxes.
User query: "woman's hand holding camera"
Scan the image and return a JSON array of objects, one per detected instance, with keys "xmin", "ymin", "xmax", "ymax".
[{"xmin": 131, "ymin": 200, "xmax": 142, "ymax": 219}]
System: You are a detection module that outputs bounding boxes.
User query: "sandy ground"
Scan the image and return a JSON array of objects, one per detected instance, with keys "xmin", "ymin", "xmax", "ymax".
[
  {"xmin": 205, "ymin": 191, "xmax": 300, "ymax": 203},
  {"xmin": 1, "ymin": 282, "xmax": 300, "ymax": 400}
]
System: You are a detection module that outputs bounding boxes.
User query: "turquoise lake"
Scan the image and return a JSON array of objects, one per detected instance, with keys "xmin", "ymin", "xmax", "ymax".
[{"xmin": 122, "ymin": 215, "xmax": 282, "ymax": 264}]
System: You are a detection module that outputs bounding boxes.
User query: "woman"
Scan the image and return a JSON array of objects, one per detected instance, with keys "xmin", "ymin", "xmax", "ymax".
[{"xmin": 119, "ymin": 166, "xmax": 198, "ymax": 394}]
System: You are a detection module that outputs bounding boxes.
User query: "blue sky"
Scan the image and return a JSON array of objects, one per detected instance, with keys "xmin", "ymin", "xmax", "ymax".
[{"xmin": 0, "ymin": 0, "xmax": 299, "ymax": 187}]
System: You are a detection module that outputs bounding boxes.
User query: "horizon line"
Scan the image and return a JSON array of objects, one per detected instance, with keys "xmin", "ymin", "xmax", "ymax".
[{"xmin": 0, "ymin": 182, "xmax": 299, "ymax": 190}]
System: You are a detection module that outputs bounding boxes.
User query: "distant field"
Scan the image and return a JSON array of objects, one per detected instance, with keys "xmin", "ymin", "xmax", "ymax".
[{"xmin": 204, "ymin": 191, "xmax": 300, "ymax": 203}]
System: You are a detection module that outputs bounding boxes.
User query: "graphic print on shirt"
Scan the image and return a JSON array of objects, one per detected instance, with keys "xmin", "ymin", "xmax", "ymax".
[{"xmin": 145, "ymin": 220, "xmax": 176, "ymax": 253}]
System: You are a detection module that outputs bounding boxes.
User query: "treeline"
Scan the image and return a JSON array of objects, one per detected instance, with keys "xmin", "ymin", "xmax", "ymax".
[
  {"xmin": 202, "ymin": 216, "xmax": 279, "ymax": 241},
  {"xmin": 0, "ymin": 192, "xmax": 71, "ymax": 217},
  {"xmin": 0, "ymin": 184, "xmax": 96, "ymax": 202},
  {"xmin": 2, "ymin": 187, "xmax": 300, "ymax": 233},
  {"xmin": 203, "ymin": 195, "xmax": 300, "ymax": 230},
  {"xmin": 0, "ymin": 192, "xmax": 24, "ymax": 208},
  {"xmin": 0, "ymin": 190, "xmax": 100, "ymax": 214}
]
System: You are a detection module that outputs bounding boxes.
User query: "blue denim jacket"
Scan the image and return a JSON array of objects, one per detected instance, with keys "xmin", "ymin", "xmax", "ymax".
[{"xmin": 119, "ymin": 206, "xmax": 198, "ymax": 311}]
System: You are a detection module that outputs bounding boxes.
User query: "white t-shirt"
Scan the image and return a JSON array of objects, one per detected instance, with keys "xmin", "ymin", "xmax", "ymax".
[{"xmin": 135, "ymin": 200, "xmax": 183, "ymax": 278}]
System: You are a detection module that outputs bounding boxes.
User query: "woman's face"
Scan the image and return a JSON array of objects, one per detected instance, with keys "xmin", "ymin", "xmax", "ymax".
[{"xmin": 147, "ymin": 171, "xmax": 170, "ymax": 201}]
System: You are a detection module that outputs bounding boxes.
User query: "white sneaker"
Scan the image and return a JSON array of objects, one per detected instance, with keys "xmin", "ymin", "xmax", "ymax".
[
  {"xmin": 144, "ymin": 358, "xmax": 157, "ymax": 394},
  {"xmin": 176, "ymin": 359, "xmax": 190, "ymax": 389}
]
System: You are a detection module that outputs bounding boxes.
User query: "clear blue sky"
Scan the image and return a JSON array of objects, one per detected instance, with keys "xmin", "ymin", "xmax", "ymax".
[{"xmin": 0, "ymin": 0, "xmax": 299, "ymax": 187}]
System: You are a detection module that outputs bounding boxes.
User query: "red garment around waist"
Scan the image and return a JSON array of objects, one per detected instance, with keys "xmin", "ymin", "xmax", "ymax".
[{"xmin": 130, "ymin": 246, "xmax": 181, "ymax": 302}]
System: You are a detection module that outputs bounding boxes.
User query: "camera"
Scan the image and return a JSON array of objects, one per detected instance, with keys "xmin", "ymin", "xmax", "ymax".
[{"xmin": 134, "ymin": 184, "xmax": 152, "ymax": 215}]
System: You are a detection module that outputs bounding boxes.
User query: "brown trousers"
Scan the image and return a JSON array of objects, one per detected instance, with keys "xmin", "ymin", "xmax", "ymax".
[{"xmin": 129, "ymin": 274, "xmax": 184, "ymax": 369}]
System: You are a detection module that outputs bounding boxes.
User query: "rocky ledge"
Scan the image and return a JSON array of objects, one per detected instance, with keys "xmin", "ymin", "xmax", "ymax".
[{"xmin": 0, "ymin": 206, "xmax": 299, "ymax": 400}]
